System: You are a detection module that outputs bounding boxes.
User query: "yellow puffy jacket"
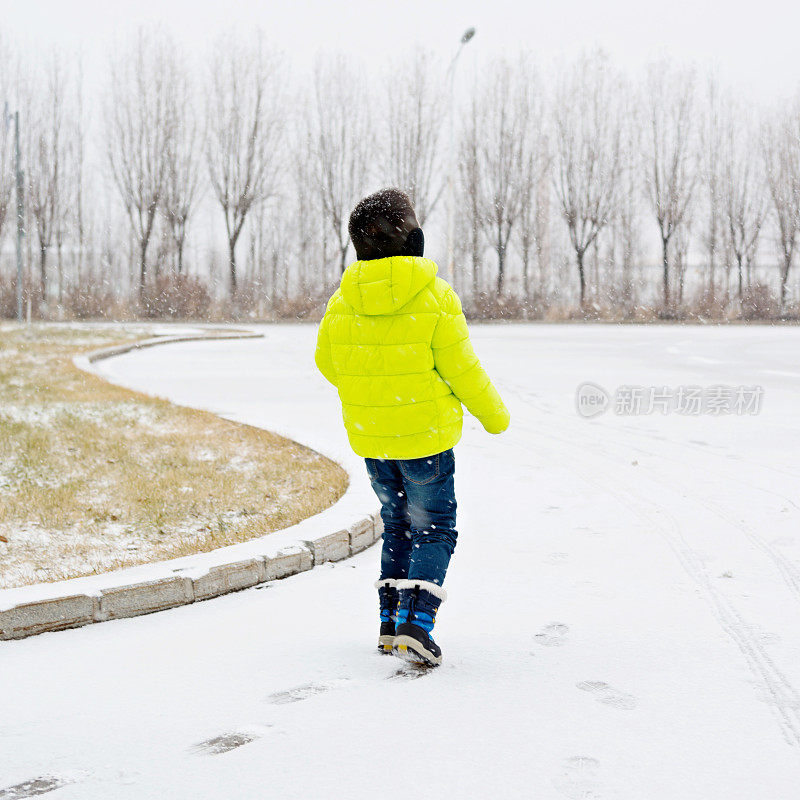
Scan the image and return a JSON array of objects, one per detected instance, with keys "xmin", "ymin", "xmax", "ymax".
[{"xmin": 315, "ymin": 255, "xmax": 510, "ymax": 459}]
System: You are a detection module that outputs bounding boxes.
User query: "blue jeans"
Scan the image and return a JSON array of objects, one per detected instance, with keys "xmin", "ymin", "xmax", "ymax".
[{"xmin": 365, "ymin": 449, "xmax": 457, "ymax": 587}]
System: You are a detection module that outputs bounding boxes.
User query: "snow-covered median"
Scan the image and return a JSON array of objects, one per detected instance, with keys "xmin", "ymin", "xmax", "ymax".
[{"xmin": 1, "ymin": 325, "xmax": 373, "ymax": 637}]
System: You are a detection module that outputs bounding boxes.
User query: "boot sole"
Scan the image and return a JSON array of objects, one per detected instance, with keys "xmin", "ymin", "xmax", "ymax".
[
  {"xmin": 393, "ymin": 634, "xmax": 442, "ymax": 667},
  {"xmin": 378, "ymin": 634, "xmax": 395, "ymax": 653}
]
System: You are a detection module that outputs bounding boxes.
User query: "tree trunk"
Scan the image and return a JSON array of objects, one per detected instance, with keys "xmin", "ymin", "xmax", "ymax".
[
  {"xmin": 139, "ymin": 241, "xmax": 147, "ymax": 303},
  {"xmin": 57, "ymin": 242, "xmax": 63, "ymax": 304},
  {"xmin": 521, "ymin": 246, "xmax": 530, "ymax": 303},
  {"xmin": 40, "ymin": 246, "xmax": 48, "ymax": 301},
  {"xmin": 471, "ymin": 218, "xmax": 480, "ymax": 301},
  {"xmin": 736, "ymin": 255, "xmax": 743, "ymax": 300},
  {"xmin": 576, "ymin": 249, "xmax": 586, "ymax": 307},
  {"xmin": 271, "ymin": 249, "xmax": 279, "ymax": 311},
  {"xmin": 780, "ymin": 255, "xmax": 791, "ymax": 309},
  {"xmin": 496, "ymin": 244, "xmax": 505, "ymax": 295},
  {"xmin": 662, "ymin": 237, "xmax": 670, "ymax": 312},
  {"xmin": 229, "ymin": 239, "xmax": 238, "ymax": 296},
  {"xmin": 709, "ymin": 243, "xmax": 716, "ymax": 299},
  {"xmin": 537, "ymin": 236, "xmax": 547, "ymax": 303}
]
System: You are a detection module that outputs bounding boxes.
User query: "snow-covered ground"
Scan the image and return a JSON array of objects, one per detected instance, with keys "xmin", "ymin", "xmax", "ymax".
[{"xmin": 3, "ymin": 323, "xmax": 800, "ymax": 799}]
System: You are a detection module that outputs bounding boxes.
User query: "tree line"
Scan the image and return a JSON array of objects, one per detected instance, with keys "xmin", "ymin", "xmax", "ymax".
[{"xmin": 1, "ymin": 31, "xmax": 799, "ymax": 321}]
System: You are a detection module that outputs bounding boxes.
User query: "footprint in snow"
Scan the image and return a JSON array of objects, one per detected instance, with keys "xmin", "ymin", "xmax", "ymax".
[
  {"xmin": 268, "ymin": 679, "xmax": 348, "ymax": 705},
  {"xmin": 577, "ymin": 680, "xmax": 638, "ymax": 710},
  {"xmin": 553, "ymin": 756, "xmax": 602, "ymax": 799},
  {"xmin": 386, "ymin": 662, "xmax": 433, "ymax": 681},
  {"xmin": 0, "ymin": 776, "xmax": 69, "ymax": 799},
  {"xmin": 191, "ymin": 731, "xmax": 262, "ymax": 755},
  {"xmin": 535, "ymin": 622, "xmax": 570, "ymax": 647}
]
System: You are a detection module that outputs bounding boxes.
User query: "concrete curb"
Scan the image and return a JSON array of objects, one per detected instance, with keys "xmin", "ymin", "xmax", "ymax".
[
  {"xmin": 81, "ymin": 328, "xmax": 264, "ymax": 365},
  {"xmin": 0, "ymin": 328, "xmax": 382, "ymax": 641}
]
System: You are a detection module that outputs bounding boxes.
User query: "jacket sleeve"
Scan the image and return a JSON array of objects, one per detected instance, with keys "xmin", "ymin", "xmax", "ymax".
[
  {"xmin": 314, "ymin": 307, "xmax": 338, "ymax": 388},
  {"xmin": 431, "ymin": 285, "xmax": 510, "ymax": 434}
]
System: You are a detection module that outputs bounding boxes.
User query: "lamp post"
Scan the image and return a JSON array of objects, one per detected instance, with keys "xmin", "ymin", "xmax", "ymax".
[
  {"xmin": 445, "ymin": 26, "xmax": 476, "ymax": 290},
  {"xmin": 3, "ymin": 102, "xmax": 24, "ymax": 323}
]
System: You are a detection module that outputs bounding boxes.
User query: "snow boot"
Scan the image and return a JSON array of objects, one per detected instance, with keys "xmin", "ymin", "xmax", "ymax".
[
  {"xmin": 393, "ymin": 579, "xmax": 447, "ymax": 667},
  {"xmin": 375, "ymin": 579, "xmax": 399, "ymax": 653}
]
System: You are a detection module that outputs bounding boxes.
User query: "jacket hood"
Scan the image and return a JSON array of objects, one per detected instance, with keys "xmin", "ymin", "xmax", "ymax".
[{"xmin": 339, "ymin": 256, "xmax": 438, "ymax": 315}]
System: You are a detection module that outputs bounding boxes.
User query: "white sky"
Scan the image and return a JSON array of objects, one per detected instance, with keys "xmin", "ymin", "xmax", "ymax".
[{"xmin": 4, "ymin": 0, "xmax": 800, "ymax": 102}]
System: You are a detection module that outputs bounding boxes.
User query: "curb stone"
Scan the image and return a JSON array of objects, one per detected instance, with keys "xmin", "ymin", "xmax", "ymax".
[
  {"xmin": 304, "ymin": 529, "xmax": 351, "ymax": 565},
  {"xmin": 98, "ymin": 576, "xmax": 195, "ymax": 621},
  {"xmin": 84, "ymin": 329, "xmax": 264, "ymax": 365},
  {"xmin": 0, "ymin": 328, "xmax": 380, "ymax": 641},
  {"xmin": 348, "ymin": 517, "xmax": 376, "ymax": 556},
  {"xmin": 0, "ymin": 595, "xmax": 95, "ymax": 639},
  {"xmin": 192, "ymin": 558, "xmax": 266, "ymax": 602},
  {"xmin": 264, "ymin": 545, "xmax": 314, "ymax": 581}
]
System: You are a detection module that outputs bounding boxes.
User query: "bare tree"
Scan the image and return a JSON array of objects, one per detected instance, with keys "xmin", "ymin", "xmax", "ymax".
[
  {"xmin": 52, "ymin": 62, "xmax": 86, "ymax": 303},
  {"xmin": 762, "ymin": 106, "xmax": 800, "ymax": 309},
  {"xmin": 106, "ymin": 30, "xmax": 173, "ymax": 300},
  {"xmin": 723, "ymin": 110, "xmax": 767, "ymax": 300},
  {"xmin": 0, "ymin": 142, "xmax": 10, "ymax": 255},
  {"xmin": 458, "ymin": 85, "xmax": 486, "ymax": 300},
  {"xmin": 615, "ymin": 84, "xmax": 643, "ymax": 309},
  {"xmin": 644, "ymin": 60, "xmax": 698, "ymax": 312},
  {"xmin": 674, "ymin": 217, "xmax": 692, "ymax": 308},
  {"xmin": 553, "ymin": 52, "xmax": 623, "ymax": 306},
  {"xmin": 163, "ymin": 56, "xmax": 202, "ymax": 275},
  {"xmin": 70, "ymin": 58, "xmax": 87, "ymax": 285},
  {"xmin": 0, "ymin": 36, "xmax": 14, "ymax": 250},
  {"xmin": 516, "ymin": 128, "xmax": 551, "ymax": 305},
  {"xmin": 383, "ymin": 48, "xmax": 444, "ymax": 226},
  {"xmin": 207, "ymin": 34, "xmax": 283, "ymax": 296},
  {"xmin": 699, "ymin": 74, "xmax": 724, "ymax": 299},
  {"xmin": 289, "ymin": 118, "xmax": 328, "ymax": 299},
  {"xmin": 481, "ymin": 57, "xmax": 542, "ymax": 295},
  {"xmin": 310, "ymin": 56, "xmax": 372, "ymax": 275},
  {"xmin": 26, "ymin": 56, "xmax": 70, "ymax": 301},
  {"xmin": 516, "ymin": 76, "xmax": 551, "ymax": 306}
]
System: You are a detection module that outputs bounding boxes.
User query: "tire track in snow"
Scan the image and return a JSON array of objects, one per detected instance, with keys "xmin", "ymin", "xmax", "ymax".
[
  {"xmin": 550, "ymin": 401, "xmax": 800, "ymax": 616},
  {"xmin": 505, "ymin": 393, "xmax": 800, "ymax": 748},
  {"xmin": 615, "ymin": 492, "xmax": 800, "ymax": 749},
  {"xmin": 680, "ymin": 491, "xmax": 800, "ymax": 608},
  {"xmin": 567, "ymin": 410, "xmax": 800, "ymax": 616},
  {"xmin": 502, "ymin": 379, "xmax": 800, "ymax": 608}
]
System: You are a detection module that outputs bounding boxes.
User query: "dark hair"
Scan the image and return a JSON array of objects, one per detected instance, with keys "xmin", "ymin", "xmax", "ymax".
[{"xmin": 348, "ymin": 188, "xmax": 420, "ymax": 261}]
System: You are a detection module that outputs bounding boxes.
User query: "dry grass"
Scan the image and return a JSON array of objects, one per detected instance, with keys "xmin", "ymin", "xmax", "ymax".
[{"xmin": 0, "ymin": 323, "xmax": 348, "ymax": 589}]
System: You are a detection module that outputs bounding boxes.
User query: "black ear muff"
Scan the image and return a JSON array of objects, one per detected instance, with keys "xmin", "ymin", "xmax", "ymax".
[{"xmin": 402, "ymin": 228, "xmax": 425, "ymax": 258}]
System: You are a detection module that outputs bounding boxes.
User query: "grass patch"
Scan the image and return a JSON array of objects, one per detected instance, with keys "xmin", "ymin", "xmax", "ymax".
[{"xmin": 0, "ymin": 323, "xmax": 348, "ymax": 588}]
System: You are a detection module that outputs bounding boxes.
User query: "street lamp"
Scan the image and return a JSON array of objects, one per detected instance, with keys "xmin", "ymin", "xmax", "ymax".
[
  {"xmin": 3, "ymin": 102, "xmax": 24, "ymax": 323},
  {"xmin": 445, "ymin": 27, "xmax": 476, "ymax": 289}
]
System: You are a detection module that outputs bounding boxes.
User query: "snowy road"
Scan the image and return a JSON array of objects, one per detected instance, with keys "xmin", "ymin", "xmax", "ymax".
[{"xmin": 4, "ymin": 323, "xmax": 800, "ymax": 799}]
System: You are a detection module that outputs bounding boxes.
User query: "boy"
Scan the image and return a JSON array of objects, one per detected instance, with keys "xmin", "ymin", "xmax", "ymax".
[{"xmin": 314, "ymin": 188, "xmax": 509, "ymax": 666}]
